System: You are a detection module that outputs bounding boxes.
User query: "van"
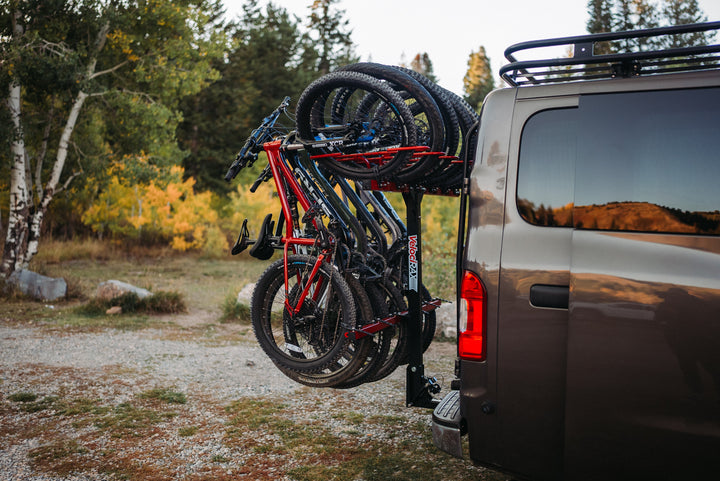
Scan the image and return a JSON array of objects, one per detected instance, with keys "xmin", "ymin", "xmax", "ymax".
[{"xmin": 432, "ymin": 22, "xmax": 720, "ymax": 480}]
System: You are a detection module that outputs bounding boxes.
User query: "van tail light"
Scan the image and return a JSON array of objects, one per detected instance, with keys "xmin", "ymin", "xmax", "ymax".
[{"xmin": 458, "ymin": 270, "xmax": 487, "ymax": 361}]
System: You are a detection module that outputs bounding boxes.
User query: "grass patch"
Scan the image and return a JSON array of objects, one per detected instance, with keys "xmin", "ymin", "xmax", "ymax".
[
  {"xmin": 53, "ymin": 312, "xmax": 154, "ymax": 331},
  {"xmin": 29, "ymin": 438, "xmax": 89, "ymax": 476},
  {"xmin": 8, "ymin": 392, "xmax": 60, "ymax": 413},
  {"xmin": 8, "ymin": 391, "xmax": 38, "ymax": 403},
  {"xmin": 225, "ymin": 398, "xmax": 285, "ymax": 431},
  {"xmin": 219, "ymin": 294, "xmax": 251, "ymax": 323},
  {"xmin": 138, "ymin": 388, "xmax": 187, "ymax": 405},
  {"xmin": 0, "ymin": 280, "xmax": 28, "ymax": 301},
  {"xmin": 28, "ymin": 252, "xmax": 271, "ymax": 313},
  {"xmin": 178, "ymin": 426, "xmax": 199, "ymax": 437},
  {"xmin": 94, "ymin": 402, "xmax": 177, "ymax": 437},
  {"xmin": 32, "ymin": 238, "xmax": 174, "ymax": 264},
  {"xmin": 55, "ymin": 398, "xmax": 109, "ymax": 416}
]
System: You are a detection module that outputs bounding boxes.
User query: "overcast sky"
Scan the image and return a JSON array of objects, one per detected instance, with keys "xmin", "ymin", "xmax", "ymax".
[{"xmin": 224, "ymin": 0, "xmax": 720, "ymax": 95}]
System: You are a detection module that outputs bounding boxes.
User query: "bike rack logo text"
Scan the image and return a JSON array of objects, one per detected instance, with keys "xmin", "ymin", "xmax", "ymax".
[{"xmin": 408, "ymin": 235, "xmax": 418, "ymax": 291}]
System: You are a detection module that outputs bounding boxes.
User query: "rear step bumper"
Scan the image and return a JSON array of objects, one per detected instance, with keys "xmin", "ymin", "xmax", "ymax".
[{"xmin": 431, "ymin": 389, "xmax": 465, "ymax": 458}]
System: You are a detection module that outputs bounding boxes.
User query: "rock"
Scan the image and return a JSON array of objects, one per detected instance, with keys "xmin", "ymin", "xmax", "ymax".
[
  {"xmin": 96, "ymin": 280, "xmax": 152, "ymax": 300},
  {"xmin": 236, "ymin": 283, "xmax": 255, "ymax": 305},
  {"xmin": 106, "ymin": 306, "xmax": 123, "ymax": 315},
  {"xmin": 8, "ymin": 270, "xmax": 67, "ymax": 301},
  {"xmin": 435, "ymin": 302, "xmax": 457, "ymax": 339}
]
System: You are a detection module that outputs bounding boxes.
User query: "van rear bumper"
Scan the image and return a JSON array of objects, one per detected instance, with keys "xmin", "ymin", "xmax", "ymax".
[{"xmin": 431, "ymin": 389, "xmax": 465, "ymax": 458}]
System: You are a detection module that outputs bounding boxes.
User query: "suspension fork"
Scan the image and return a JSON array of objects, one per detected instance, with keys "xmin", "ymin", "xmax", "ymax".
[{"xmin": 283, "ymin": 252, "xmax": 328, "ymax": 315}]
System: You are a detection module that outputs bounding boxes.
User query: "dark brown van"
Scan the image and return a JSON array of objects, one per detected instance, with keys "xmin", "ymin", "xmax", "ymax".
[{"xmin": 432, "ymin": 22, "xmax": 720, "ymax": 480}]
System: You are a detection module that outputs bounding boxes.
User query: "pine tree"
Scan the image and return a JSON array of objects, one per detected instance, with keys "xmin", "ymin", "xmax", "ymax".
[
  {"xmin": 177, "ymin": 0, "xmax": 313, "ymax": 193},
  {"xmin": 410, "ymin": 53, "xmax": 437, "ymax": 83},
  {"xmin": 587, "ymin": 0, "xmax": 616, "ymax": 54},
  {"xmin": 660, "ymin": 0, "xmax": 714, "ymax": 47},
  {"xmin": 587, "ymin": 0, "xmax": 615, "ymax": 34},
  {"xmin": 587, "ymin": 0, "xmax": 715, "ymax": 48},
  {"xmin": 463, "ymin": 46, "xmax": 494, "ymax": 111},
  {"xmin": 584, "ymin": 0, "xmax": 714, "ymax": 52},
  {"xmin": 308, "ymin": 0, "xmax": 355, "ymax": 74}
]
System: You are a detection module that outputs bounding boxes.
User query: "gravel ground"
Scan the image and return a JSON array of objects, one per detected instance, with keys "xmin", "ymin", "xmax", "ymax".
[{"xmin": 0, "ymin": 316, "xmax": 474, "ymax": 480}]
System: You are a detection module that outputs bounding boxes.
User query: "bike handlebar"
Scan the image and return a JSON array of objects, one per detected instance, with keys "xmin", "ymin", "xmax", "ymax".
[{"xmin": 224, "ymin": 96, "xmax": 291, "ymax": 182}]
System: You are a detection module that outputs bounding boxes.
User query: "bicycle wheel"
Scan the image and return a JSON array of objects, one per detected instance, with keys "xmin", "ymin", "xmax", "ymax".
[
  {"xmin": 296, "ymin": 71, "xmax": 417, "ymax": 180},
  {"xmin": 337, "ymin": 63, "xmax": 447, "ymax": 183},
  {"xmin": 251, "ymin": 255, "xmax": 357, "ymax": 373},
  {"xmin": 334, "ymin": 275, "xmax": 393, "ymax": 388},
  {"xmin": 391, "ymin": 66, "xmax": 461, "ymax": 160},
  {"xmin": 364, "ymin": 278, "xmax": 409, "ymax": 382},
  {"xmin": 275, "ymin": 277, "xmax": 374, "ymax": 387},
  {"xmin": 424, "ymin": 88, "xmax": 480, "ymax": 190}
]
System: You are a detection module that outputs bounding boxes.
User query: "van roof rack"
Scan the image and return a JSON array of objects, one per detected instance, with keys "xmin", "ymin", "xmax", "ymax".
[{"xmin": 500, "ymin": 21, "xmax": 720, "ymax": 86}]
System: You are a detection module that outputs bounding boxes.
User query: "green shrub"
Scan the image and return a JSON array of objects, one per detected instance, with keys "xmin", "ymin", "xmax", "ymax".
[
  {"xmin": 144, "ymin": 291, "xmax": 186, "ymax": 314},
  {"xmin": 77, "ymin": 291, "xmax": 186, "ymax": 316},
  {"xmin": 219, "ymin": 294, "xmax": 251, "ymax": 324}
]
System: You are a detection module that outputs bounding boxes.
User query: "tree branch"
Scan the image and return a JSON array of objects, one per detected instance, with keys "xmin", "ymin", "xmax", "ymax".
[
  {"xmin": 35, "ymin": 105, "xmax": 55, "ymax": 200},
  {"xmin": 55, "ymin": 170, "xmax": 83, "ymax": 195},
  {"xmin": 88, "ymin": 60, "xmax": 129, "ymax": 80}
]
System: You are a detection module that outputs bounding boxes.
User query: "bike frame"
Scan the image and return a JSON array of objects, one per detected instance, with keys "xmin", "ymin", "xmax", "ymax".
[{"xmin": 263, "ymin": 140, "xmax": 334, "ymax": 315}]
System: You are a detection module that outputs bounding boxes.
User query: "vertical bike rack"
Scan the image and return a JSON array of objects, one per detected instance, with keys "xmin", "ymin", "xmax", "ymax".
[
  {"xmin": 311, "ymin": 146, "xmax": 464, "ymax": 409},
  {"xmin": 369, "ymin": 179, "xmax": 461, "ymax": 409},
  {"xmin": 403, "ymin": 189, "xmax": 438, "ymax": 408}
]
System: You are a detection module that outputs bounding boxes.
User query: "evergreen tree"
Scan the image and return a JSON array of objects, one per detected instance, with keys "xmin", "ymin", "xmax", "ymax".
[
  {"xmin": 410, "ymin": 52, "xmax": 437, "ymax": 83},
  {"xmin": 587, "ymin": 0, "xmax": 615, "ymax": 34},
  {"xmin": 463, "ymin": 46, "xmax": 494, "ymax": 111},
  {"xmin": 661, "ymin": 0, "xmax": 714, "ymax": 47},
  {"xmin": 308, "ymin": 0, "xmax": 355, "ymax": 74},
  {"xmin": 178, "ymin": 1, "xmax": 314, "ymax": 192},
  {"xmin": 585, "ymin": 0, "xmax": 713, "ymax": 51}
]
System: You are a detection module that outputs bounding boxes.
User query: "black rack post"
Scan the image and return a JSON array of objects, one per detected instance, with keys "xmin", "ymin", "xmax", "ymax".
[{"xmin": 403, "ymin": 189, "xmax": 439, "ymax": 409}]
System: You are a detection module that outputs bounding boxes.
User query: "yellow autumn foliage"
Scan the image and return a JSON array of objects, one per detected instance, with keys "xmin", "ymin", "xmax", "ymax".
[
  {"xmin": 82, "ymin": 165, "xmax": 228, "ymax": 254},
  {"xmin": 224, "ymin": 180, "xmax": 279, "ymax": 240}
]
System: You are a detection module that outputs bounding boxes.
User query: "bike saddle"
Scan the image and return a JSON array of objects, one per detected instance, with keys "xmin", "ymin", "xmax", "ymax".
[
  {"xmin": 249, "ymin": 214, "xmax": 276, "ymax": 260},
  {"xmin": 231, "ymin": 219, "xmax": 252, "ymax": 255}
]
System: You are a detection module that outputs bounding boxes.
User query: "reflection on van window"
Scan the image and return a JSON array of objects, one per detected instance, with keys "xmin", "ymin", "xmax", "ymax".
[
  {"xmin": 517, "ymin": 108, "xmax": 577, "ymax": 227},
  {"xmin": 576, "ymin": 88, "xmax": 720, "ymax": 235},
  {"xmin": 517, "ymin": 88, "xmax": 720, "ymax": 235}
]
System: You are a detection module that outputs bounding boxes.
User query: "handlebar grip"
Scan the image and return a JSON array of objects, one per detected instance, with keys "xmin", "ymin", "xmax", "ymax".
[
  {"xmin": 224, "ymin": 164, "xmax": 240, "ymax": 182},
  {"xmin": 250, "ymin": 165, "xmax": 272, "ymax": 192},
  {"xmin": 224, "ymin": 152, "xmax": 259, "ymax": 182}
]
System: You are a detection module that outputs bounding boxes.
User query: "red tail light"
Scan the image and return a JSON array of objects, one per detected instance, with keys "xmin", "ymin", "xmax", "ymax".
[{"xmin": 458, "ymin": 270, "xmax": 487, "ymax": 361}]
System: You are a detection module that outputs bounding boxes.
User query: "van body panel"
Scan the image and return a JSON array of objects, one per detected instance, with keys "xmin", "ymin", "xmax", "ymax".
[
  {"xmin": 565, "ymin": 231, "xmax": 720, "ymax": 479},
  {"xmin": 461, "ymin": 88, "xmax": 515, "ymax": 467},
  {"xmin": 490, "ymin": 95, "xmax": 578, "ymax": 480}
]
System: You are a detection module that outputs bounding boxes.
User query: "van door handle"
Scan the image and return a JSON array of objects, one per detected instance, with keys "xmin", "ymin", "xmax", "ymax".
[{"xmin": 530, "ymin": 284, "xmax": 569, "ymax": 309}]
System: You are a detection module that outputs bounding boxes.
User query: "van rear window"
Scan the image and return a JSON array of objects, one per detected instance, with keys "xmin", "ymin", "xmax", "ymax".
[
  {"xmin": 517, "ymin": 108, "xmax": 577, "ymax": 227},
  {"xmin": 517, "ymin": 87, "xmax": 720, "ymax": 235}
]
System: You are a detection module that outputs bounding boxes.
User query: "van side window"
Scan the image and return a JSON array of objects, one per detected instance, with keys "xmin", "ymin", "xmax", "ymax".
[
  {"xmin": 517, "ymin": 108, "xmax": 577, "ymax": 227},
  {"xmin": 574, "ymin": 88, "xmax": 720, "ymax": 235}
]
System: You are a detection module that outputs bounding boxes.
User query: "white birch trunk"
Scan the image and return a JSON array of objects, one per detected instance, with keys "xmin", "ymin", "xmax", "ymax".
[
  {"xmin": 19, "ymin": 21, "xmax": 110, "ymax": 270},
  {"xmin": 24, "ymin": 91, "xmax": 89, "ymax": 265},
  {"xmin": 1, "ymin": 82, "xmax": 30, "ymax": 277}
]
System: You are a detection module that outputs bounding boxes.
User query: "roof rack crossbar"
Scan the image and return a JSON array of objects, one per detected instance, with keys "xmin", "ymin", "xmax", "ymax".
[{"xmin": 501, "ymin": 21, "xmax": 720, "ymax": 86}]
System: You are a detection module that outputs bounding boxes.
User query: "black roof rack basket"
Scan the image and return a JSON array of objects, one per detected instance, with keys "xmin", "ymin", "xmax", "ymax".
[{"xmin": 500, "ymin": 21, "xmax": 720, "ymax": 86}]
